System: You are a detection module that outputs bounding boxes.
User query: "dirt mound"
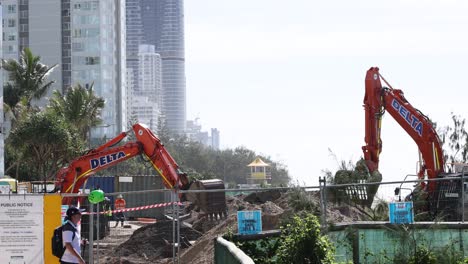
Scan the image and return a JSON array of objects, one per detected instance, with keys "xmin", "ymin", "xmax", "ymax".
[
  {"xmin": 109, "ymin": 220, "xmax": 202, "ymax": 262},
  {"xmin": 244, "ymin": 190, "xmax": 283, "ymax": 204},
  {"xmin": 99, "ymin": 189, "xmax": 369, "ymax": 263}
]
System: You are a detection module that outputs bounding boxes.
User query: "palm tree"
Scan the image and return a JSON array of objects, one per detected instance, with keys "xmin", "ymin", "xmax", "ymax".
[
  {"xmin": 48, "ymin": 83, "xmax": 105, "ymax": 141},
  {"xmin": 2, "ymin": 48, "xmax": 57, "ymax": 109}
]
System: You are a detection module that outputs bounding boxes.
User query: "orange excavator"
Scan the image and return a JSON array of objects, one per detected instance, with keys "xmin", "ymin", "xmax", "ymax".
[
  {"xmin": 362, "ymin": 67, "xmax": 464, "ymax": 220},
  {"xmin": 56, "ymin": 123, "xmax": 227, "ymax": 218}
]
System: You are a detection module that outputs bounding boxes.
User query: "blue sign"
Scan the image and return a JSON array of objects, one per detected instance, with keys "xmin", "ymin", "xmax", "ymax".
[
  {"xmin": 237, "ymin": 210, "xmax": 262, "ymax": 234},
  {"xmin": 389, "ymin": 202, "xmax": 414, "ymax": 224}
]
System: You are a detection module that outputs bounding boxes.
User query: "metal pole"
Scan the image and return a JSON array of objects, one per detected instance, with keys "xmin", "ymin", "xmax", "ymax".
[
  {"xmin": 319, "ymin": 177, "xmax": 326, "ymax": 229},
  {"xmin": 463, "ymin": 167, "xmax": 467, "ymax": 223},
  {"xmin": 89, "ymin": 204, "xmax": 94, "ymax": 264},
  {"xmin": 97, "ymin": 202, "xmax": 100, "ymax": 264},
  {"xmin": 177, "ymin": 191, "xmax": 180, "ymax": 264},
  {"xmin": 172, "ymin": 193, "xmax": 176, "ymax": 263},
  {"xmin": 323, "ymin": 178, "xmax": 327, "ymax": 230}
]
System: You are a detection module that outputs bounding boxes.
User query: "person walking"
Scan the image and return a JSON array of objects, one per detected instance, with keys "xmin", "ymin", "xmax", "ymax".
[
  {"xmin": 114, "ymin": 194, "xmax": 126, "ymax": 227},
  {"xmin": 61, "ymin": 206, "xmax": 86, "ymax": 264}
]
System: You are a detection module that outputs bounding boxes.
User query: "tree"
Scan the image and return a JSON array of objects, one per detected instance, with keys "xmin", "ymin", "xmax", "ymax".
[
  {"xmin": 7, "ymin": 111, "xmax": 84, "ymax": 181},
  {"xmin": 439, "ymin": 113, "xmax": 468, "ymax": 164},
  {"xmin": 2, "ymin": 48, "xmax": 57, "ymax": 110},
  {"xmin": 48, "ymin": 83, "xmax": 105, "ymax": 141}
]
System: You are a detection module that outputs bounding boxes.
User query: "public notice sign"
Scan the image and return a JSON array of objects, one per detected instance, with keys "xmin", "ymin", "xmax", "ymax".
[
  {"xmin": 389, "ymin": 201, "xmax": 414, "ymax": 224},
  {"xmin": 237, "ymin": 210, "xmax": 262, "ymax": 235},
  {"xmin": 0, "ymin": 196, "xmax": 44, "ymax": 264}
]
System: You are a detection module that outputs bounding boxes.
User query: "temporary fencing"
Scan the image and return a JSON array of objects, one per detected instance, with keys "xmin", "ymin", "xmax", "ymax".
[{"xmin": 7, "ymin": 172, "xmax": 468, "ymax": 263}]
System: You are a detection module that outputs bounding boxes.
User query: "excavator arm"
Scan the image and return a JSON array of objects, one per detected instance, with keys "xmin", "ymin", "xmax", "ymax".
[
  {"xmin": 57, "ymin": 123, "xmax": 197, "ymax": 205},
  {"xmin": 362, "ymin": 67, "xmax": 444, "ymax": 192}
]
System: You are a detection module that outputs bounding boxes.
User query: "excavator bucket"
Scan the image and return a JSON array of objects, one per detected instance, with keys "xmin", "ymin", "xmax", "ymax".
[{"xmin": 186, "ymin": 179, "xmax": 227, "ymax": 220}]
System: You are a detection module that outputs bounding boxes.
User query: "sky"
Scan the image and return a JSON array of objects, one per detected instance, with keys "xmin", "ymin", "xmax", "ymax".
[{"xmin": 184, "ymin": 0, "xmax": 468, "ymax": 187}]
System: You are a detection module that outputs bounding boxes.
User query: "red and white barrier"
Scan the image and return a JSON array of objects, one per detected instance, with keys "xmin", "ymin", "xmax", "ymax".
[{"xmin": 81, "ymin": 202, "xmax": 182, "ymax": 215}]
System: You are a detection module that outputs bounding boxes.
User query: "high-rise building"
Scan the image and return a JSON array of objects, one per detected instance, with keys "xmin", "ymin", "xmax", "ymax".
[
  {"xmin": 186, "ymin": 119, "xmax": 220, "ymax": 150},
  {"xmin": 70, "ymin": 0, "xmax": 127, "ymax": 137},
  {"xmin": 131, "ymin": 95, "xmax": 159, "ymax": 131},
  {"xmin": 211, "ymin": 128, "xmax": 220, "ymax": 150},
  {"xmin": 0, "ymin": 0, "xmax": 127, "ymax": 139},
  {"xmin": 126, "ymin": 44, "xmax": 162, "ymax": 131},
  {"xmin": 138, "ymin": 44, "xmax": 162, "ymax": 108},
  {"xmin": 137, "ymin": 0, "xmax": 186, "ymax": 134},
  {"xmin": 125, "ymin": 0, "xmax": 145, "ymax": 95}
]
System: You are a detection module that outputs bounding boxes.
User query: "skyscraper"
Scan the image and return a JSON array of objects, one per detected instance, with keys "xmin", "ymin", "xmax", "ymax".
[
  {"xmin": 130, "ymin": 44, "xmax": 162, "ymax": 131},
  {"xmin": 128, "ymin": 0, "xmax": 186, "ymax": 134},
  {"xmin": 125, "ymin": 0, "xmax": 145, "ymax": 97},
  {"xmin": 138, "ymin": 44, "xmax": 162, "ymax": 109}
]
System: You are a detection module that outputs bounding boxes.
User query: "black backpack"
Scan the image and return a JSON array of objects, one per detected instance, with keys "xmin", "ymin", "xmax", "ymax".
[{"xmin": 51, "ymin": 222, "xmax": 76, "ymax": 259}]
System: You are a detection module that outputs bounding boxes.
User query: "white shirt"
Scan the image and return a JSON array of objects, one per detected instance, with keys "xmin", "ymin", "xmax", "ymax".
[{"xmin": 61, "ymin": 221, "xmax": 81, "ymax": 263}]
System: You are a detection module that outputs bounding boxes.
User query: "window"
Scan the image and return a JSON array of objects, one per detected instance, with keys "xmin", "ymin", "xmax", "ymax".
[
  {"xmin": 8, "ymin": 33, "xmax": 16, "ymax": 41},
  {"xmin": 85, "ymin": 56, "xmax": 100, "ymax": 65},
  {"xmin": 85, "ymin": 28, "xmax": 99, "ymax": 37},
  {"xmin": 72, "ymin": 42, "xmax": 84, "ymax": 51},
  {"xmin": 20, "ymin": 37, "xmax": 28, "ymax": 45},
  {"xmin": 91, "ymin": 1, "xmax": 99, "ymax": 10},
  {"xmin": 8, "ymin": 19, "xmax": 16, "ymax": 27},
  {"xmin": 73, "ymin": 29, "xmax": 82, "ymax": 37},
  {"xmin": 20, "ymin": 24, "xmax": 28, "ymax": 32},
  {"xmin": 8, "ymin": 5, "xmax": 16, "ymax": 14},
  {"xmin": 20, "ymin": 10, "xmax": 28, "ymax": 18},
  {"xmin": 7, "ymin": 45, "xmax": 17, "ymax": 53}
]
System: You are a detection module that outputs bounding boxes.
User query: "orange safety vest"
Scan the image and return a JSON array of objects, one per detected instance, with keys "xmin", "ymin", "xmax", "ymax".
[{"xmin": 115, "ymin": 198, "xmax": 126, "ymax": 210}]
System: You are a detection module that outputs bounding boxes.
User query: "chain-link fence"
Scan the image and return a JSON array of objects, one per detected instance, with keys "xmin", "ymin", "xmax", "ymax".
[
  {"xmin": 320, "ymin": 175, "xmax": 468, "ymax": 226},
  {"xmin": 6, "ymin": 173, "xmax": 468, "ymax": 263}
]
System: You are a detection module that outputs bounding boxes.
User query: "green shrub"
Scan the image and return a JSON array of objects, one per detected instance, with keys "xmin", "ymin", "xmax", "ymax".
[
  {"xmin": 409, "ymin": 246, "xmax": 436, "ymax": 264},
  {"xmin": 277, "ymin": 213, "xmax": 334, "ymax": 264}
]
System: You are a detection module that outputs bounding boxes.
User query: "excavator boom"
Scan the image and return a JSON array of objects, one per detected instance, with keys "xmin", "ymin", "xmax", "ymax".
[
  {"xmin": 362, "ymin": 67, "xmax": 444, "ymax": 192},
  {"xmin": 57, "ymin": 123, "xmax": 225, "ymax": 217}
]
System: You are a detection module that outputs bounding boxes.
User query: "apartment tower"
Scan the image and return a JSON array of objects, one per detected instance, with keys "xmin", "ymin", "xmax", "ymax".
[{"xmin": 127, "ymin": 0, "xmax": 186, "ymax": 134}]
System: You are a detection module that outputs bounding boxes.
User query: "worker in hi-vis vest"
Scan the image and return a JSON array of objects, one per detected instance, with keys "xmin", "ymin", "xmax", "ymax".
[{"xmin": 114, "ymin": 194, "xmax": 126, "ymax": 227}]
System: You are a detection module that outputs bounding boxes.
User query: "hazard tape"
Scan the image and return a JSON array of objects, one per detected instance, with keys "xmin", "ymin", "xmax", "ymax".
[{"xmin": 81, "ymin": 202, "xmax": 183, "ymax": 215}]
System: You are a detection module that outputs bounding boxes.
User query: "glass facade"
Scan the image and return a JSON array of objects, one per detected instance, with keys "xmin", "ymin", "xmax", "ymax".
[{"xmin": 70, "ymin": 0, "xmax": 126, "ymax": 137}]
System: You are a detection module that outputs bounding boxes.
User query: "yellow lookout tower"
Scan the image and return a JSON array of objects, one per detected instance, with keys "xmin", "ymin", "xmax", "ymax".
[{"xmin": 247, "ymin": 157, "xmax": 271, "ymax": 185}]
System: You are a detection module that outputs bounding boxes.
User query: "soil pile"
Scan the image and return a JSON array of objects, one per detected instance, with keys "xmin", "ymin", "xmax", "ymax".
[
  {"xmin": 100, "ymin": 189, "xmax": 367, "ymax": 263},
  {"xmin": 104, "ymin": 220, "xmax": 202, "ymax": 263}
]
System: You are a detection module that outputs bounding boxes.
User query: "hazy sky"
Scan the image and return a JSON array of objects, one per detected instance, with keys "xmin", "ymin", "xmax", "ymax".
[{"xmin": 184, "ymin": 0, "xmax": 468, "ymax": 187}]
